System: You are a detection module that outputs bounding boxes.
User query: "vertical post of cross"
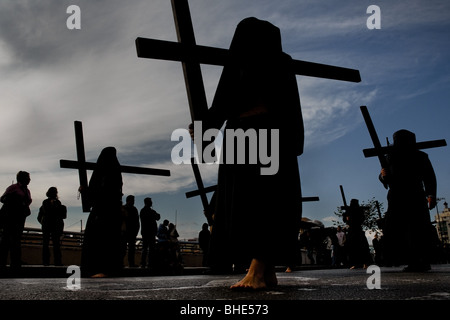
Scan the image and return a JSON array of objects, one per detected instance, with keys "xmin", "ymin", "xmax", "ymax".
[
  {"xmin": 340, "ymin": 185, "xmax": 348, "ymax": 210},
  {"xmin": 171, "ymin": 0, "xmax": 209, "ymax": 123},
  {"xmin": 74, "ymin": 121, "xmax": 90, "ymax": 212},
  {"xmin": 171, "ymin": 0, "xmax": 215, "ymax": 219},
  {"xmin": 190, "ymin": 157, "xmax": 209, "ymax": 211}
]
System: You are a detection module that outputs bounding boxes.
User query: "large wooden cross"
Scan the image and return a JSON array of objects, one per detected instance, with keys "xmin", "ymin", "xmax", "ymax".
[
  {"xmin": 360, "ymin": 105, "xmax": 447, "ymax": 183},
  {"xmin": 136, "ymin": 0, "xmax": 361, "ymax": 123},
  {"xmin": 135, "ymin": 0, "xmax": 358, "ymax": 214},
  {"xmin": 60, "ymin": 121, "xmax": 171, "ymax": 212}
]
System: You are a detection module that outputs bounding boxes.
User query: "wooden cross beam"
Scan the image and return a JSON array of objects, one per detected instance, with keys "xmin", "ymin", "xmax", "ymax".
[
  {"xmin": 339, "ymin": 184, "xmax": 368, "ymax": 211},
  {"xmin": 339, "ymin": 184, "xmax": 348, "ymax": 210},
  {"xmin": 360, "ymin": 105, "xmax": 447, "ymax": 166},
  {"xmin": 136, "ymin": 37, "xmax": 362, "ymax": 85},
  {"xmin": 60, "ymin": 121, "xmax": 171, "ymax": 212},
  {"xmin": 186, "ymin": 176, "xmax": 320, "ymax": 205},
  {"xmin": 302, "ymin": 197, "xmax": 321, "ymax": 202},
  {"xmin": 185, "ymin": 158, "xmax": 216, "ymax": 198},
  {"xmin": 185, "ymin": 155, "xmax": 319, "ymax": 224},
  {"xmin": 360, "ymin": 106, "xmax": 390, "ymax": 171},
  {"xmin": 166, "ymin": 0, "xmax": 209, "ymax": 122},
  {"xmin": 183, "ymin": 156, "xmax": 220, "ymax": 225},
  {"xmin": 136, "ymin": 0, "xmax": 361, "ymax": 121},
  {"xmin": 363, "ymin": 140, "xmax": 447, "ymax": 157}
]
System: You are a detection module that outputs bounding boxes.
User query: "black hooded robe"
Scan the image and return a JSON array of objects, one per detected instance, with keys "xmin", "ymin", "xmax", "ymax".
[
  {"xmin": 380, "ymin": 130, "xmax": 437, "ymax": 268},
  {"xmin": 203, "ymin": 17, "xmax": 304, "ymax": 271},
  {"xmin": 81, "ymin": 147, "xmax": 124, "ymax": 276}
]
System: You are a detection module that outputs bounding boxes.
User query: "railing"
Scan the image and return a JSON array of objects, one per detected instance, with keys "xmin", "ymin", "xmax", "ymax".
[{"xmin": 21, "ymin": 227, "xmax": 202, "ymax": 255}]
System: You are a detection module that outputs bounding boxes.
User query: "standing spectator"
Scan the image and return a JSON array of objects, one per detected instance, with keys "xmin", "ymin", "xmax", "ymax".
[
  {"xmin": 157, "ymin": 219, "xmax": 170, "ymax": 242},
  {"xmin": 372, "ymin": 233, "xmax": 383, "ymax": 266},
  {"xmin": 168, "ymin": 222, "xmax": 179, "ymax": 243},
  {"xmin": 139, "ymin": 197, "xmax": 160, "ymax": 269},
  {"xmin": 168, "ymin": 222, "xmax": 182, "ymax": 271},
  {"xmin": 122, "ymin": 195, "xmax": 140, "ymax": 267},
  {"xmin": 156, "ymin": 219, "xmax": 170, "ymax": 271},
  {"xmin": 302, "ymin": 230, "xmax": 315, "ymax": 265},
  {"xmin": 38, "ymin": 187, "xmax": 67, "ymax": 266},
  {"xmin": 335, "ymin": 226, "xmax": 347, "ymax": 267},
  {"xmin": 0, "ymin": 171, "xmax": 32, "ymax": 270},
  {"xmin": 198, "ymin": 223, "xmax": 211, "ymax": 267}
]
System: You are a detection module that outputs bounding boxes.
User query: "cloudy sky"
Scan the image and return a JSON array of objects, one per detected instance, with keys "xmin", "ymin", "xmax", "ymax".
[{"xmin": 1, "ymin": 0, "xmax": 449, "ymax": 240}]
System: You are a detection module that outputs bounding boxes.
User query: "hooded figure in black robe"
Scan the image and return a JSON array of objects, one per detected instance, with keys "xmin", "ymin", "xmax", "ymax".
[
  {"xmin": 200, "ymin": 17, "xmax": 304, "ymax": 289},
  {"xmin": 379, "ymin": 129, "xmax": 437, "ymax": 271},
  {"xmin": 81, "ymin": 147, "xmax": 124, "ymax": 277},
  {"xmin": 342, "ymin": 199, "xmax": 372, "ymax": 269}
]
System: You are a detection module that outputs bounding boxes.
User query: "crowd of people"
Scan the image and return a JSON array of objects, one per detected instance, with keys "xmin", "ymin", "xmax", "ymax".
[
  {"xmin": 0, "ymin": 166, "xmax": 183, "ymax": 277},
  {"xmin": 0, "ymin": 123, "xmax": 445, "ymax": 286},
  {"xmin": 296, "ymin": 224, "xmax": 373, "ymax": 270},
  {"xmin": 0, "ymin": 129, "xmax": 445, "ymax": 284},
  {"xmin": 0, "ymin": 129, "xmax": 446, "ymax": 282}
]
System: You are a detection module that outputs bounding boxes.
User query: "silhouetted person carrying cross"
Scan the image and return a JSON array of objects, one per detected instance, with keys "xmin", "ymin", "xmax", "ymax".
[
  {"xmin": 197, "ymin": 17, "xmax": 303, "ymax": 290},
  {"xmin": 379, "ymin": 129, "xmax": 437, "ymax": 272},
  {"xmin": 80, "ymin": 147, "xmax": 124, "ymax": 277},
  {"xmin": 342, "ymin": 199, "xmax": 372, "ymax": 269}
]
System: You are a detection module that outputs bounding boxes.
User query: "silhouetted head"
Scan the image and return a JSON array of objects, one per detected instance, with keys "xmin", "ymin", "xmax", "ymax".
[
  {"xmin": 126, "ymin": 195, "xmax": 135, "ymax": 205},
  {"xmin": 16, "ymin": 171, "xmax": 31, "ymax": 186},
  {"xmin": 393, "ymin": 129, "xmax": 416, "ymax": 150},
  {"xmin": 46, "ymin": 186, "xmax": 58, "ymax": 199},
  {"xmin": 144, "ymin": 197, "xmax": 152, "ymax": 207},
  {"xmin": 350, "ymin": 199, "xmax": 360, "ymax": 207},
  {"xmin": 96, "ymin": 147, "xmax": 120, "ymax": 168},
  {"xmin": 230, "ymin": 17, "xmax": 282, "ymax": 64}
]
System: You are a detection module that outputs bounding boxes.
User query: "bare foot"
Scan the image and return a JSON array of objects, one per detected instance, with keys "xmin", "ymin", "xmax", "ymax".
[
  {"xmin": 91, "ymin": 273, "xmax": 107, "ymax": 278},
  {"xmin": 230, "ymin": 259, "xmax": 276, "ymax": 290}
]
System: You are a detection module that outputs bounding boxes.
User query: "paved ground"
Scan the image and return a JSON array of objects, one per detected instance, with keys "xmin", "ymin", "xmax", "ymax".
[{"xmin": 1, "ymin": 264, "xmax": 449, "ymax": 318}]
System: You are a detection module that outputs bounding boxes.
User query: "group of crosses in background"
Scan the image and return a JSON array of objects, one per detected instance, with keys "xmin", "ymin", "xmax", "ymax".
[{"xmin": 58, "ymin": 0, "xmax": 446, "ymax": 279}]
